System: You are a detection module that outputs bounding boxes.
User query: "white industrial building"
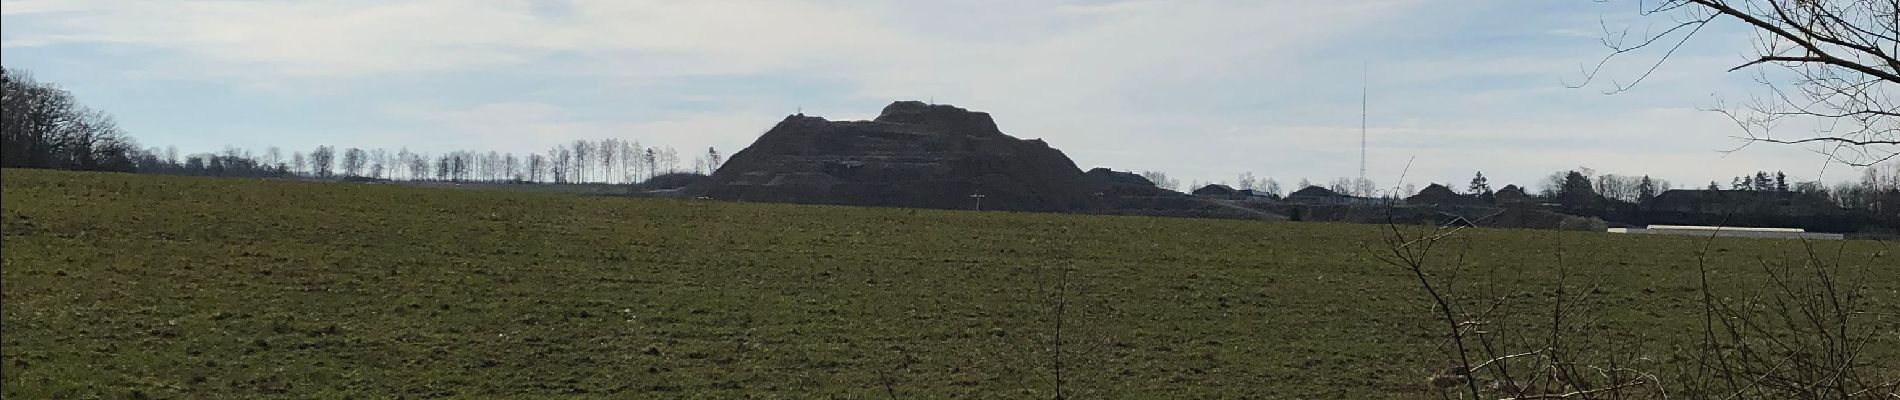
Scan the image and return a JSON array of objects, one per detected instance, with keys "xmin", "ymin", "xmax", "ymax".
[{"xmin": 1607, "ymin": 225, "xmax": 1844, "ymax": 240}]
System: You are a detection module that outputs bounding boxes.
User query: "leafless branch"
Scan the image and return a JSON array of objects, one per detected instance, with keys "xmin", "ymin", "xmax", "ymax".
[
  {"xmin": 1502, "ymin": 379, "xmax": 1649, "ymax": 400},
  {"xmin": 1586, "ymin": 0, "xmax": 1900, "ymax": 166}
]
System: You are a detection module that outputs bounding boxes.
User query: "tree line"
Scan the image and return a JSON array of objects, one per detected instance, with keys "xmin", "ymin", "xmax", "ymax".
[
  {"xmin": 5, "ymin": 67, "xmax": 728, "ymax": 186},
  {"xmin": 2, "ymin": 67, "xmax": 140, "ymax": 172},
  {"xmin": 130, "ymin": 140, "xmax": 724, "ymax": 185},
  {"xmin": 1536, "ymin": 167, "xmax": 1898, "ymax": 214}
]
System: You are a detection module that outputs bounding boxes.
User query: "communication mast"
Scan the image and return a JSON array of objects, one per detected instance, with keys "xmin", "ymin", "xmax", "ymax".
[{"xmin": 1359, "ymin": 64, "xmax": 1368, "ymax": 197}]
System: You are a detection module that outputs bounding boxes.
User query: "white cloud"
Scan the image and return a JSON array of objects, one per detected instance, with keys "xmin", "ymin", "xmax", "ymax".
[
  {"xmin": 0, "ymin": 0, "xmax": 95, "ymax": 15},
  {"xmin": 0, "ymin": 1, "xmax": 1414, "ymax": 82}
]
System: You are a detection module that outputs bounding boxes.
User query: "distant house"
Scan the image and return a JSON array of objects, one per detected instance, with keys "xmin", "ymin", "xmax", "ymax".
[
  {"xmin": 1192, "ymin": 184, "xmax": 1274, "ymax": 201},
  {"xmin": 1405, "ymin": 183, "xmax": 1480, "ymax": 206},
  {"xmin": 1234, "ymin": 189, "xmax": 1277, "ymax": 202},
  {"xmin": 1192, "ymin": 184, "xmax": 1238, "ymax": 197},
  {"xmin": 1493, "ymin": 184, "xmax": 1531, "ymax": 204},
  {"xmin": 1286, "ymin": 186, "xmax": 1367, "ymax": 205}
]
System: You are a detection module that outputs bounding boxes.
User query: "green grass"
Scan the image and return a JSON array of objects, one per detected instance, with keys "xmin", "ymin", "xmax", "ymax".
[{"xmin": 3, "ymin": 169, "xmax": 1895, "ymax": 399}]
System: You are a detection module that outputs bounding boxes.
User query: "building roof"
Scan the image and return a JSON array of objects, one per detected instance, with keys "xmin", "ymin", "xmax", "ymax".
[
  {"xmin": 1288, "ymin": 186, "xmax": 1349, "ymax": 198},
  {"xmin": 1405, "ymin": 183, "xmax": 1479, "ymax": 205},
  {"xmin": 1192, "ymin": 184, "xmax": 1237, "ymax": 196}
]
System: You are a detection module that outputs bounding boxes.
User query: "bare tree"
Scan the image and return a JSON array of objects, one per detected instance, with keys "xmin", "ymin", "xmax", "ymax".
[
  {"xmin": 341, "ymin": 147, "xmax": 366, "ymax": 177},
  {"xmin": 1540, "ymin": 171, "xmax": 1568, "ymax": 198},
  {"xmin": 451, "ymin": 151, "xmax": 470, "ymax": 181},
  {"xmin": 504, "ymin": 153, "xmax": 520, "ymax": 181},
  {"xmin": 553, "ymin": 146, "xmax": 572, "ymax": 183},
  {"xmin": 1353, "ymin": 177, "xmax": 1378, "ymax": 198},
  {"xmin": 291, "ymin": 152, "xmax": 307, "ymax": 176},
  {"xmin": 409, "ymin": 152, "xmax": 429, "ymax": 181},
  {"xmin": 571, "ymin": 139, "xmax": 592, "ymax": 183},
  {"xmin": 434, "ymin": 154, "xmax": 450, "ymax": 181},
  {"xmin": 370, "ymin": 148, "xmax": 389, "ymax": 179},
  {"xmin": 1586, "ymin": 0, "xmax": 1899, "ymax": 165},
  {"xmin": 525, "ymin": 153, "xmax": 545, "ymax": 182},
  {"xmin": 599, "ymin": 138, "xmax": 618, "ymax": 183},
  {"xmin": 1329, "ymin": 177, "xmax": 1354, "ymax": 195},
  {"xmin": 309, "ymin": 146, "xmax": 335, "ymax": 178},
  {"xmin": 1595, "ymin": 174, "xmax": 1643, "ymax": 202},
  {"xmin": 391, "ymin": 148, "xmax": 410, "ymax": 180},
  {"xmin": 483, "ymin": 151, "xmax": 500, "ymax": 181},
  {"xmin": 263, "ymin": 146, "xmax": 283, "ymax": 170},
  {"xmin": 658, "ymin": 146, "xmax": 680, "ymax": 175},
  {"xmin": 623, "ymin": 140, "xmax": 645, "ymax": 183}
]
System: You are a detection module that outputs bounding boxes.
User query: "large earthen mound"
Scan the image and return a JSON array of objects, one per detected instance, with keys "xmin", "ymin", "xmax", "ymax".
[{"xmin": 694, "ymin": 101, "xmax": 1102, "ymax": 211}]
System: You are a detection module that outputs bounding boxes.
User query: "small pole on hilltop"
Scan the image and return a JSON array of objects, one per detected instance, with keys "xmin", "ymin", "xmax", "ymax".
[{"xmin": 970, "ymin": 193, "xmax": 986, "ymax": 211}]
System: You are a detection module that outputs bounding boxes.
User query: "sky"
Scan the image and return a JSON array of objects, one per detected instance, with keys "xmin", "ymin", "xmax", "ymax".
[{"xmin": 0, "ymin": 0, "xmax": 1882, "ymax": 190}]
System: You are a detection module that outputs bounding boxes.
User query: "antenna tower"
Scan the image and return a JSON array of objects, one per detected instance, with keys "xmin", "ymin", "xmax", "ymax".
[{"xmin": 1359, "ymin": 64, "xmax": 1367, "ymax": 197}]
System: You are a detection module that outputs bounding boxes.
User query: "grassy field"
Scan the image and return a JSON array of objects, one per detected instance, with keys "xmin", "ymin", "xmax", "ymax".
[{"xmin": 2, "ymin": 169, "xmax": 1894, "ymax": 399}]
